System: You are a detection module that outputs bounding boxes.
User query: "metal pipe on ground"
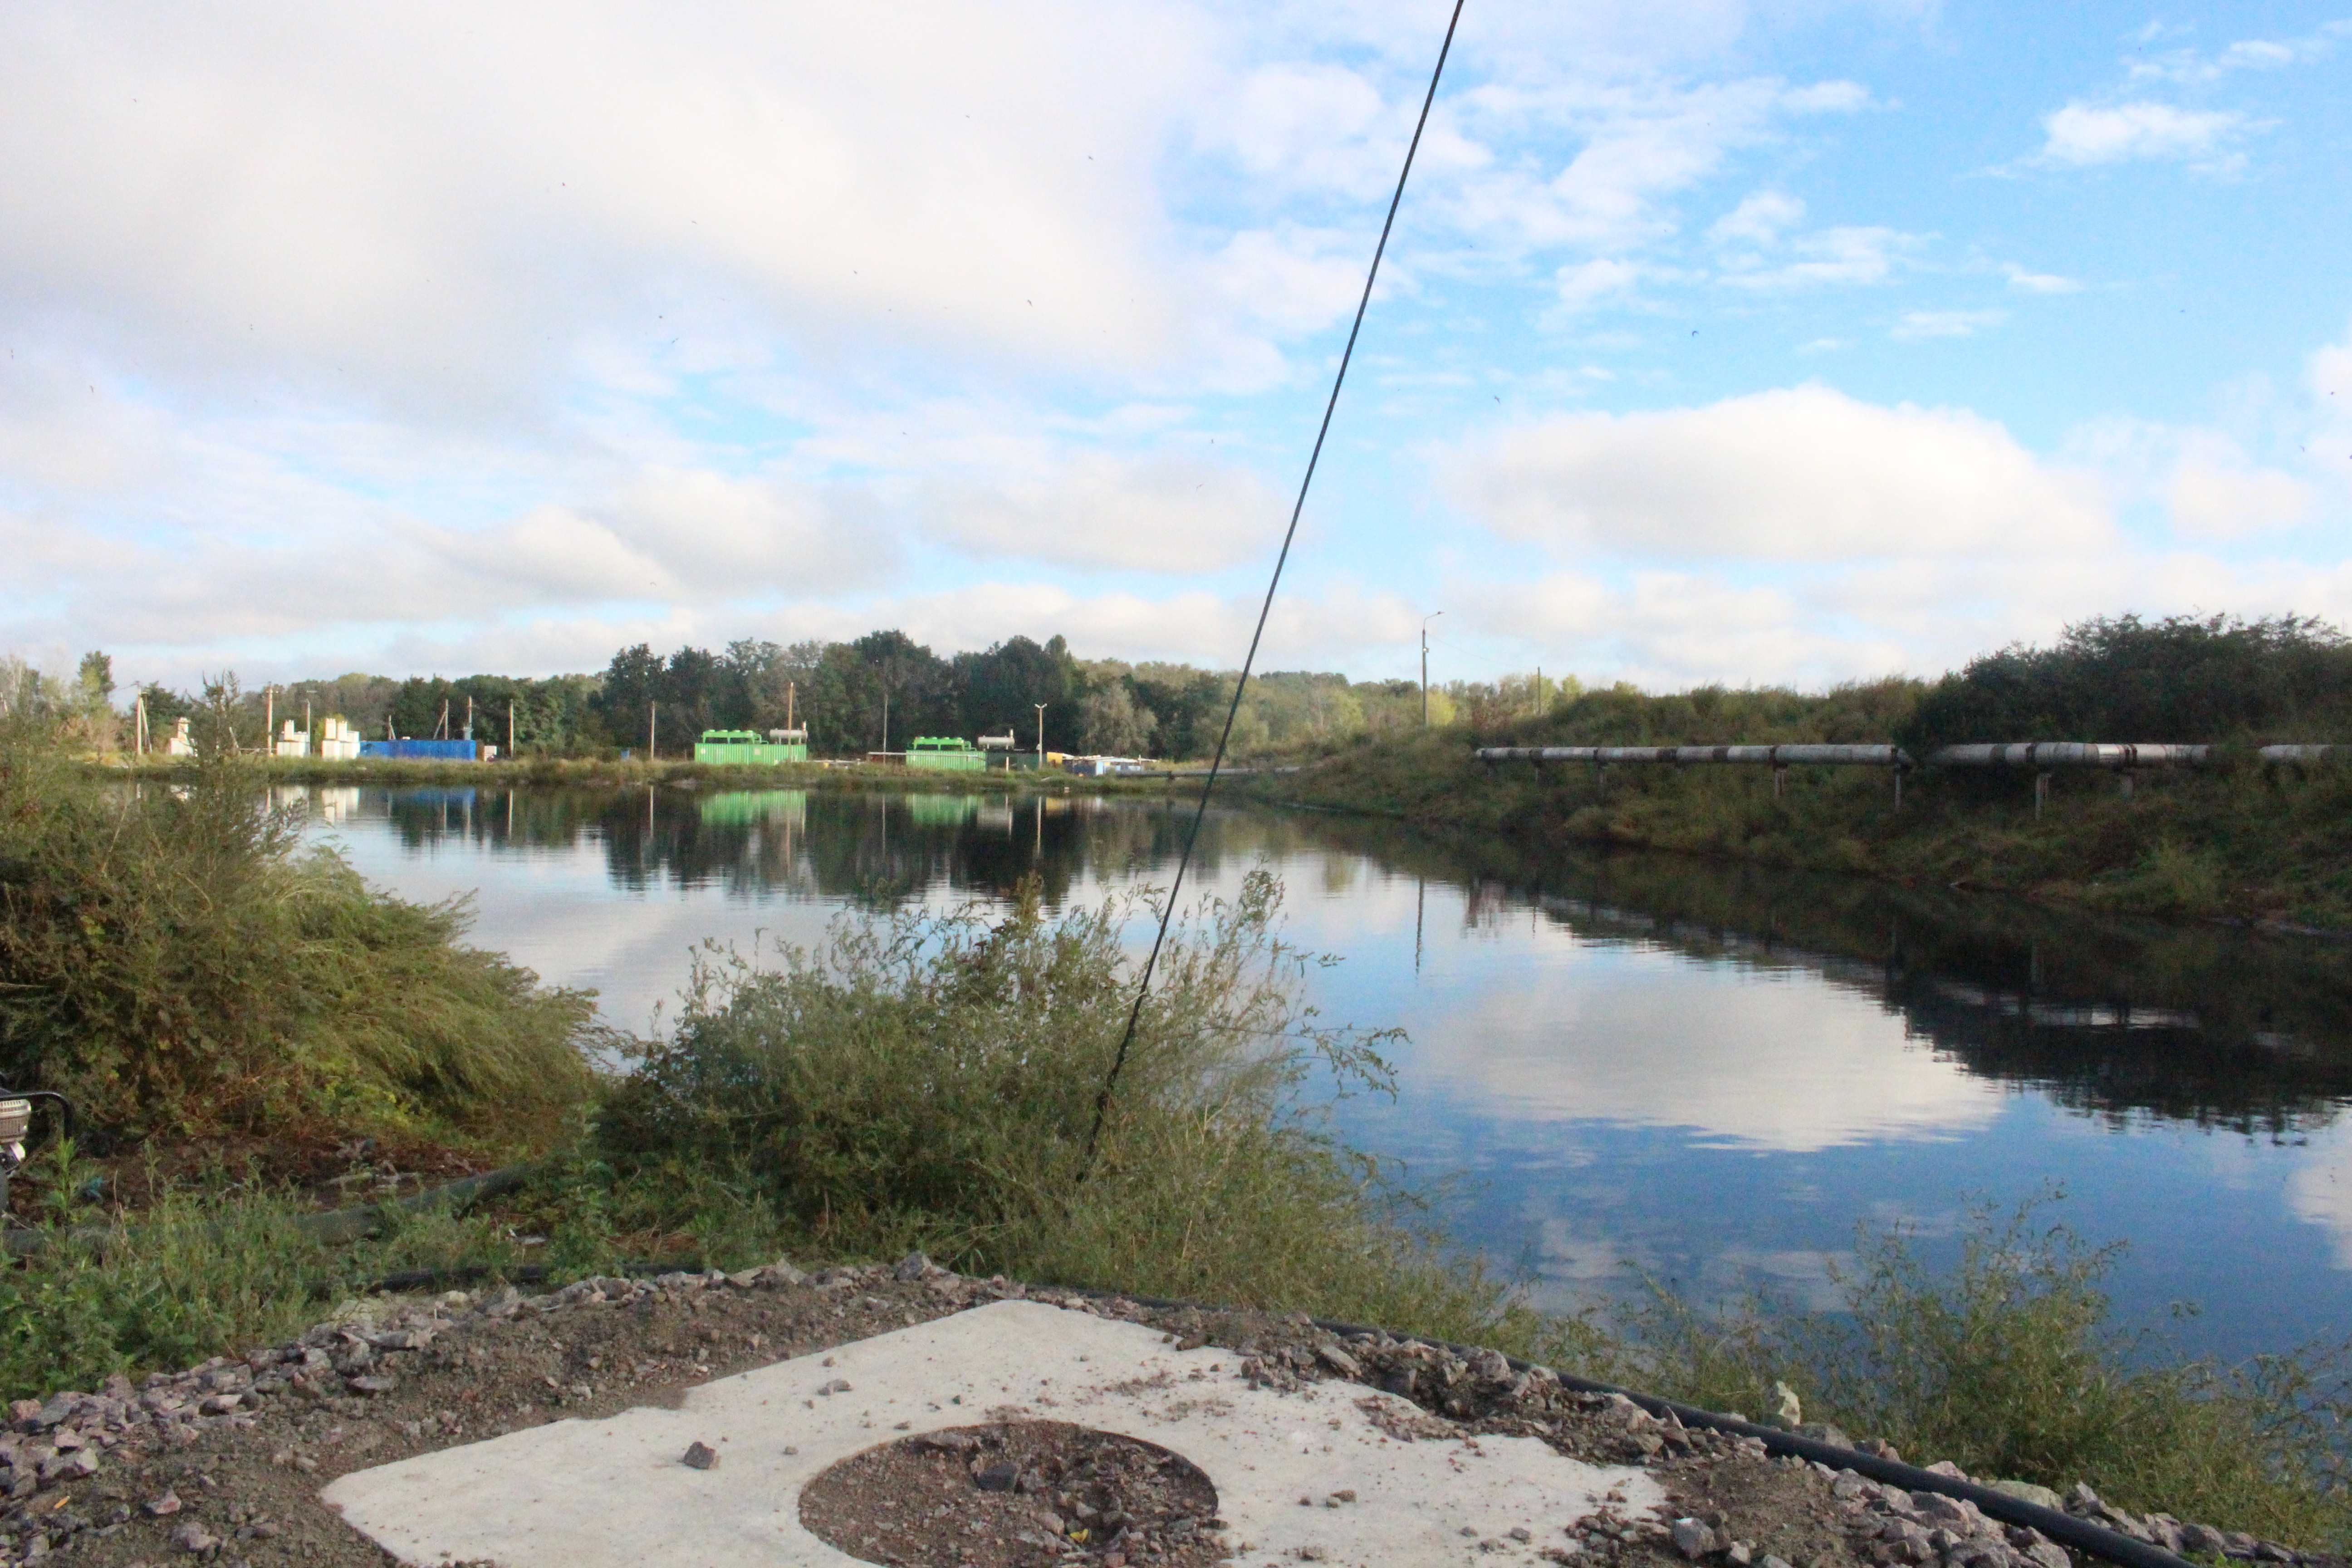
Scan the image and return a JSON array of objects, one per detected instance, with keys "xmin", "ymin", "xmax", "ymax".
[
  {"xmin": 1478, "ymin": 745, "xmax": 1914, "ymax": 767},
  {"xmin": 1927, "ymin": 744, "xmax": 2209, "ymax": 768}
]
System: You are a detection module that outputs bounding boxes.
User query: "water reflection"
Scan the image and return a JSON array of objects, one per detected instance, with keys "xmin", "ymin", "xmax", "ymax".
[
  {"xmin": 294, "ymin": 782, "xmax": 2352, "ymax": 1355},
  {"xmin": 320, "ymin": 783, "xmax": 2352, "ymax": 1140}
]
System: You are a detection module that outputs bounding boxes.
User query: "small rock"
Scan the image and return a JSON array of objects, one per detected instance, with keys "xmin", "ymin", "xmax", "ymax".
[
  {"xmin": 767, "ymin": 1259, "xmax": 808, "ymax": 1287},
  {"xmin": 1923, "ymin": 1460, "xmax": 1970, "ymax": 1481},
  {"xmin": 1726, "ymin": 1542, "xmax": 1754, "ymax": 1566},
  {"xmin": 345, "ymin": 1377, "xmax": 398, "ymax": 1396},
  {"xmin": 1990, "ymin": 1480, "xmax": 2064, "ymax": 1512},
  {"xmin": 1314, "ymin": 1343, "xmax": 1363, "ymax": 1380},
  {"xmin": 2179, "ymin": 1525, "xmax": 2229, "ymax": 1555},
  {"xmin": 172, "ymin": 1519, "xmax": 220, "ymax": 1554},
  {"xmin": 1671, "ymin": 1519, "xmax": 1718, "ymax": 1559},
  {"xmin": 893, "ymin": 1252, "xmax": 933, "ymax": 1281},
  {"xmin": 1762, "ymin": 1557, "xmax": 1796, "ymax": 1568},
  {"xmin": 1510, "ymin": 1527, "xmax": 1534, "ymax": 1544},
  {"xmin": 681, "ymin": 1441, "xmax": 720, "ymax": 1470},
  {"xmin": 2022, "ymin": 1542, "xmax": 2071, "ymax": 1568},
  {"xmin": 817, "ymin": 1378, "xmax": 852, "ymax": 1396},
  {"xmin": 146, "ymin": 1490, "xmax": 184, "ymax": 1517},
  {"xmin": 1770, "ymin": 1382, "xmax": 1803, "ymax": 1428},
  {"xmin": 975, "ymin": 1461, "xmax": 1019, "ymax": 1492}
]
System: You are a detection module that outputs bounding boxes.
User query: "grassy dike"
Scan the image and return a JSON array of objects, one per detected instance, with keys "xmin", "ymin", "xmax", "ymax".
[
  {"xmin": 8, "ymin": 736, "xmax": 2352, "ymax": 1547},
  {"xmin": 1247, "ymin": 719, "xmax": 2352, "ymax": 930}
]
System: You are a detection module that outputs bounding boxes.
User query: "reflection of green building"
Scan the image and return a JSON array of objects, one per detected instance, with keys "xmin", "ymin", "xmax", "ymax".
[
  {"xmin": 906, "ymin": 737, "xmax": 985, "ymax": 771},
  {"xmin": 905, "ymin": 794, "xmax": 982, "ymax": 826},
  {"xmin": 697, "ymin": 790, "xmax": 808, "ymax": 829},
  {"xmin": 694, "ymin": 729, "xmax": 809, "ymax": 764}
]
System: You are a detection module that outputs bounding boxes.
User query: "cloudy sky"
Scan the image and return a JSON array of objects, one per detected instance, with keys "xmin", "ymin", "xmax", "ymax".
[{"xmin": 3, "ymin": 0, "xmax": 2349, "ymax": 692}]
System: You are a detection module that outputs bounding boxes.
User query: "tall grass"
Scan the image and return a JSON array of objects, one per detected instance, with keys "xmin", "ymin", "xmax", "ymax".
[
  {"xmin": 0, "ymin": 735, "xmax": 594, "ymax": 1149},
  {"xmin": 1615, "ymin": 1196, "xmax": 2352, "ymax": 1547},
  {"xmin": 0, "ymin": 1146, "xmax": 521, "ymax": 1401},
  {"xmin": 593, "ymin": 871, "xmax": 1551, "ymax": 1345}
]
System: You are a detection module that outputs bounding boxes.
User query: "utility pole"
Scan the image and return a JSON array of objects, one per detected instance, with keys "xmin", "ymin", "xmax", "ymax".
[
  {"xmin": 508, "ymin": 702, "xmax": 516, "ymax": 759},
  {"xmin": 465, "ymin": 695, "xmax": 474, "ymax": 742},
  {"xmin": 880, "ymin": 689, "xmax": 889, "ymax": 755},
  {"xmin": 1421, "ymin": 610, "xmax": 1445, "ymax": 727},
  {"xmin": 1035, "ymin": 703, "xmax": 1047, "ymax": 769},
  {"xmin": 786, "ymin": 681, "xmax": 796, "ymax": 734},
  {"xmin": 648, "ymin": 702, "xmax": 657, "ymax": 760},
  {"xmin": 264, "ymin": 687, "xmax": 274, "ymax": 753}
]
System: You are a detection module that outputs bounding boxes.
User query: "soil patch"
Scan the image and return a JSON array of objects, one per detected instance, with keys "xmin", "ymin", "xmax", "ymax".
[{"xmin": 799, "ymin": 1419, "xmax": 1222, "ymax": 1568}]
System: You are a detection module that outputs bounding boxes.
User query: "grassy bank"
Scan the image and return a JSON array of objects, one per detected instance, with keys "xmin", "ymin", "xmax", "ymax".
[
  {"xmin": 1253, "ymin": 720, "xmax": 2352, "ymax": 927},
  {"xmin": 1246, "ymin": 616, "xmax": 2352, "ymax": 928}
]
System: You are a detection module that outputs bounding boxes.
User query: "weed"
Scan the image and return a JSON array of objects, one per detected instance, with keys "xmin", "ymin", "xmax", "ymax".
[{"xmin": 0, "ymin": 737, "xmax": 594, "ymax": 1149}]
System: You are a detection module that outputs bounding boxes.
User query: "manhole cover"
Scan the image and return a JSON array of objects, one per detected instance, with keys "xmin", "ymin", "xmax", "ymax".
[{"xmin": 799, "ymin": 1419, "xmax": 1224, "ymax": 1568}]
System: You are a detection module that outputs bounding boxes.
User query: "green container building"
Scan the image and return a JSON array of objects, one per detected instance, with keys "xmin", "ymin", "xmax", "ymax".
[
  {"xmin": 693, "ymin": 729, "xmax": 809, "ymax": 764},
  {"xmin": 905, "ymin": 736, "xmax": 986, "ymax": 771}
]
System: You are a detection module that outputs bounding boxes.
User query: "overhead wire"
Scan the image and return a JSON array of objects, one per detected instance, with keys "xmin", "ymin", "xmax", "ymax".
[{"xmin": 1077, "ymin": 0, "xmax": 1470, "ymax": 1181}]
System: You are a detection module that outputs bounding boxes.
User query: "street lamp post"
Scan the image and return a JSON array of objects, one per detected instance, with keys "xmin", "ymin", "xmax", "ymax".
[{"xmin": 1421, "ymin": 611, "xmax": 1445, "ymax": 726}]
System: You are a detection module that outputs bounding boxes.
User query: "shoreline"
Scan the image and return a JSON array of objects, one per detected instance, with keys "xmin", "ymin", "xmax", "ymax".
[{"xmin": 1237, "ymin": 730, "xmax": 2352, "ymax": 931}]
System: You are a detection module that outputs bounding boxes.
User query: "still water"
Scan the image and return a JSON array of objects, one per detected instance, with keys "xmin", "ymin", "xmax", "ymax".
[{"xmin": 299, "ymin": 782, "xmax": 2352, "ymax": 1363}]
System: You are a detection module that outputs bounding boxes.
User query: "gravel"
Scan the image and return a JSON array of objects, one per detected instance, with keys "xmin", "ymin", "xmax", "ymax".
[{"xmin": 0, "ymin": 1260, "xmax": 2321, "ymax": 1568}]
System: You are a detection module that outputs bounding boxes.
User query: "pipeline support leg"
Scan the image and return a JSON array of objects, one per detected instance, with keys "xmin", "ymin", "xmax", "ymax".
[
  {"xmin": 2119, "ymin": 771, "xmax": 2134, "ymax": 801},
  {"xmin": 1773, "ymin": 765, "xmax": 1786, "ymax": 801},
  {"xmin": 2034, "ymin": 771, "xmax": 2050, "ymax": 821},
  {"xmin": 1893, "ymin": 766, "xmax": 1904, "ymax": 813}
]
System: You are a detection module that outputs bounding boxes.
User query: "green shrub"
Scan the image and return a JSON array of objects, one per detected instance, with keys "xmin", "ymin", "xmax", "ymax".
[
  {"xmin": 1617, "ymin": 1197, "xmax": 2352, "ymax": 1549},
  {"xmin": 594, "ymin": 872, "xmax": 1548, "ymax": 1343},
  {"xmin": 0, "ymin": 741, "xmax": 594, "ymax": 1149},
  {"xmin": 1901, "ymin": 614, "xmax": 2352, "ymax": 752}
]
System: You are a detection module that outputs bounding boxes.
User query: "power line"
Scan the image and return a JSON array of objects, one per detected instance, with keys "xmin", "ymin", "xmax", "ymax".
[{"xmin": 1078, "ymin": 0, "xmax": 1470, "ymax": 1181}]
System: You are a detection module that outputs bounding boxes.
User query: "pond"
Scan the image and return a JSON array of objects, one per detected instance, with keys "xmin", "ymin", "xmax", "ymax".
[{"xmin": 297, "ymin": 781, "xmax": 2352, "ymax": 1364}]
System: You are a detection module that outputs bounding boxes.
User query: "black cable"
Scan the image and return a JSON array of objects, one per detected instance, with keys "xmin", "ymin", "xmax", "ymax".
[{"xmin": 1078, "ymin": 0, "xmax": 1470, "ymax": 1180}]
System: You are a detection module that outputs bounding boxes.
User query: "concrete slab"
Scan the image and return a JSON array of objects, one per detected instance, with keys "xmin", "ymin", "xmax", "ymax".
[{"xmin": 323, "ymin": 1300, "xmax": 1658, "ymax": 1568}]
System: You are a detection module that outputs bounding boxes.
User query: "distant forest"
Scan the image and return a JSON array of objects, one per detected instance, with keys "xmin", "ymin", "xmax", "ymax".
[{"xmin": 99, "ymin": 631, "xmax": 1477, "ymax": 761}]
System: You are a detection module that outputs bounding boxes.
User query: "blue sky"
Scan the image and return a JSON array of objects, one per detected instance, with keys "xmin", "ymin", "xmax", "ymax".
[{"xmin": 2, "ymin": 0, "xmax": 2348, "ymax": 692}]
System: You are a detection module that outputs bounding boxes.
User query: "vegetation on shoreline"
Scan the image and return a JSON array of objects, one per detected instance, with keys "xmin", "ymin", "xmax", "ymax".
[
  {"xmin": 0, "ymin": 742, "xmax": 594, "ymax": 1151},
  {"xmin": 1255, "ymin": 617, "xmax": 2352, "ymax": 928},
  {"xmin": 7, "ymin": 706, "xmax": 2352, "ymax": 1548}
]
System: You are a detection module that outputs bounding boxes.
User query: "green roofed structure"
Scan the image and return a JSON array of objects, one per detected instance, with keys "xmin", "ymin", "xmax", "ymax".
[
  {"xmin": 693, "ymin": 729, "xmax": 809, "ymax": 764},
  {"xmin": 906, "ymin": 736, "xmax": 986, "ymax": 771}
]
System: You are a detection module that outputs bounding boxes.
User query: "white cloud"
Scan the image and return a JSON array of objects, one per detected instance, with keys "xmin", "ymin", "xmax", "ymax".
[
  {"xmin": 1708, "ymin": 189, "xmax": 1805, "ymax": 245},
  {"xmin": 1892, "ymin": 309, "xmax": 2007, "ymax": 340},
  {"xmin": 2127, "ymin": 19, "xmax": 2352, "ymax": 84},
  {"xmin": 2037, "ymin": 101, "xmax": 2247, "ymax": 167},
  {"xmin": 1719, "ymin": 225, "xmax": 1914, "ymax": 289},
  {"xmin": 1446, "ymin": 384, "xmax": 2111, "ymax": 561},
  {"xmin": 913, "ymin": 451, "xmax": 1284, "ymax": 572},
  {"xmin": 2002, "ymin": 263, "xmax": 2081, "ymax": 294},
  {"xmin": 0, "ymin": 0, "xmax": 1218, "ymax": 410},
  {"xmin": 1555, "ymin": 257, "xmax": 1642, "ymax": 311},
  {"xmin": 2164, "ymin": 436, "xmax": 2313, "ymax": 540},
  {"xmin": 1434, "ymin": 75, "xmax": 1869, "ymax": 258}
]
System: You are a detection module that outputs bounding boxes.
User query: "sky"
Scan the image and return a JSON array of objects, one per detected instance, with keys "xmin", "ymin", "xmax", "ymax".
[{"xmin": 2, "ymin": 0, "xmax": 2349, "ymax": 694}]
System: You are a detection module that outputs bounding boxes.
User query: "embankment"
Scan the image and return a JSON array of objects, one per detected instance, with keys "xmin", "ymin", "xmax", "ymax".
[{"xmin": 1246, "ymin": 725, "xmax": 2352, "ymax": 930}]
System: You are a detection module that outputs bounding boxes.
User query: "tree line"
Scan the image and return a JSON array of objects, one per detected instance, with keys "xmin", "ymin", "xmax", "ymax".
[{"xmin": 49, "ymin": 631, "xmax": 1435, "ymax": 761}]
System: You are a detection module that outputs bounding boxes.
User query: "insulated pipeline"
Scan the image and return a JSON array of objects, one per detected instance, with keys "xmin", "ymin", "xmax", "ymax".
[{"xmin": 1478, "ymin": 745, "xmax": 1912, "ymax": 767}]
